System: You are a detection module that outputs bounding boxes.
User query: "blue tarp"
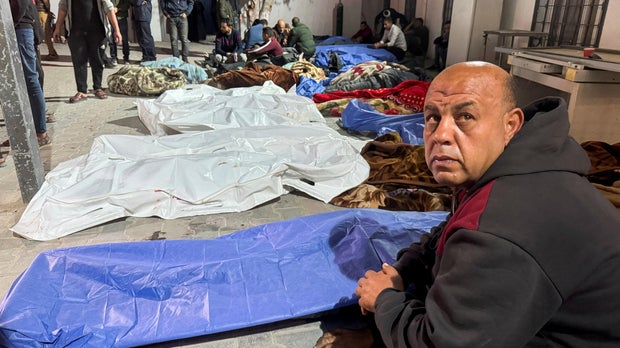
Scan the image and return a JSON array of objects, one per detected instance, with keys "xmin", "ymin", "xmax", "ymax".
[
  {"xmin": 314, "ymin": 44, "xmax": 396, "ymax": 72},
  {"xmin": 0, "ymin": 209, "xmax": 447, "ymax": 347},
  {"xmin": 341, "ymin": 99, "xmax": 426, "ymax": 144},
  {"xmin": 141, "ymin": 57, "xmax": 208, "ymax": 83}
]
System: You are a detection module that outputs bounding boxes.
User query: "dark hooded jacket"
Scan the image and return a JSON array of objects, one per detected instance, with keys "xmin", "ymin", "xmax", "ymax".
[{"xmin": 375, "ymin": 97, "xmax": 620, "ymax": 347}]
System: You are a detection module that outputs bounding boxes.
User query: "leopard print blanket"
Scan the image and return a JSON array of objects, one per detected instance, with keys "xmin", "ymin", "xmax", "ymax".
[{"xmin": 107, "ymin": 65, "xmax": 187, "ymax": 96}]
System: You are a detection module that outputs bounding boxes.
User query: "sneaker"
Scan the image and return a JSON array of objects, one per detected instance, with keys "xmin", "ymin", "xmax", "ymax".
[
  {"xmin": 44, "ymin": 53, "xmax": 59, "ymax": 61},
  {"xmin": 111, "ymin": 59, "xmax": 118, "ymax": 66},
  {"xmin": 104, "ymin": 60, "xmax": 115, "ymax": 69}
]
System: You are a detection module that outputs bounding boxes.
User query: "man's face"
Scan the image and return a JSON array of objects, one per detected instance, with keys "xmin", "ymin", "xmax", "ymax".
[
  {"xmin": 423, "ymin": 63, "xmax": 520, "ymax": 189},
  {"xmin": 277, "ymin": 20, "xmax": 285, "ymax": 32},
  {"xmin": 383, "ymin": 20, "xmax": 392, "ymax": 30},
  {"xmin": 220, "ymin": 23, "xmax": 231, "ymax": 34}
]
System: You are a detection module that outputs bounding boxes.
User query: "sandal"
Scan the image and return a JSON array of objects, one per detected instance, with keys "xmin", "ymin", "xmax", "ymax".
[
  {"xmin": 69, "ymin": 92, "xmax": 88, "ymax": 103},
  {"xmin": 94, "ymin": 89, "xmax": 108, "ymax": 99},
  {"xmin": 37, "ymin": 134, "xmax": 51, "ymax": 147}
]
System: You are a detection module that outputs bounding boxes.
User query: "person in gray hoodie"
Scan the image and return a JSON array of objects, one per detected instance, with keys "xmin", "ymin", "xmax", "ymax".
[{"xmin": 316, "ymin": 61, "xmax": 620, "ymax": 348}]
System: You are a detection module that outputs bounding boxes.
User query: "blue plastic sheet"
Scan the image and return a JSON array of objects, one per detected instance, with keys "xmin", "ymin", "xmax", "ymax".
[
  {"xmin": 314, "ymin": 44, "xmax": 396, "ymax": 72},
  {"xmin": 341, "ymin": 99, "xmax": 426, "ymax": 144},
  {"xmin": 0, "ymin": 209, "xmax": 447, "ymax": 347}
]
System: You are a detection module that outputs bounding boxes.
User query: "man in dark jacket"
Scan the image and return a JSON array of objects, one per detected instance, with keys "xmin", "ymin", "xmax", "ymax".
[
  {"xmin": 130, "ymin": 0, "xmax": 157, "ymax": 62},
  {"xmin": 316, "ymin": 62, "xmax": 620, "ymax": 347},
  {"xmin": 287, "ymin": 16, "xmax": 315, "ymax": 59},
  {"xmin": 212, "ymin": 18, "xmax": 244, "ymax": 64},
  {"xmin": 161, "ymin": 0, "xmax": 193, "ymax": 62}
]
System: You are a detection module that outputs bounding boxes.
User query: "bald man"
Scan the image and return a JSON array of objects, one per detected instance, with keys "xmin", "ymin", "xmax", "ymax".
[
  {"xmin": 316, "ymin": 62, "xmax": 620, "ymax": 348},
  {"xmin": 273, "ymin": 18, "xmax": 289, "ymax": 46}
]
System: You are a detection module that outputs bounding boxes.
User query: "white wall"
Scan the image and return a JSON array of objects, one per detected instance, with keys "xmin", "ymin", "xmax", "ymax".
[
  {"xmin": 414, "ymin": 0, "xmax": 444, "ymax": 62},
  {"xmin": 499, "ymin": 0, "xmax": 536, "ymax": 49},
  {"xmin": 599, "ymin": 0, "xmax": 620, "ymax": 49},
  {"xmin": 269, "ymin": 0, "xmax": 362, "ymax": 37}
]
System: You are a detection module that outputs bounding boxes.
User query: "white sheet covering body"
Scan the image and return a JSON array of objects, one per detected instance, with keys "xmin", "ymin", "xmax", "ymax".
[
  {"xmin": 137, "ymin": 82, "xmax": 326, "ymax": 135},
  {"xmin": 11, "ymin": 125, "xmax": 370, "ymax": 241}
]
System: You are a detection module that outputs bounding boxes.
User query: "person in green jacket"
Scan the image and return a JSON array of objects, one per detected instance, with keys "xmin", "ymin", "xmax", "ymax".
[{"xmin": 287, "ymin": 16, "xmax": 315, "ymax": 59}]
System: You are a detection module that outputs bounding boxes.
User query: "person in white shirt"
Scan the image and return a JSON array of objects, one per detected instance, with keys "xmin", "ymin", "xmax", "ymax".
[{"xmin": 373, "ymin": 16, "xmax": 407, "ymax": 60}]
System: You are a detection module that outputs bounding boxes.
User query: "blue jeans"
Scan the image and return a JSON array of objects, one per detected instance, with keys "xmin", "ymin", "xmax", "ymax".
[
  {"xmin": 15, "ymin": 28, "xmax": 46, "ymax": 134},
  {"xmin": 110, "ymin": 17, "xmax": 130, "ymax": 61},
  {"xmin": 168, "ymin": 16, "xmax": 189, "ymax": 61}
]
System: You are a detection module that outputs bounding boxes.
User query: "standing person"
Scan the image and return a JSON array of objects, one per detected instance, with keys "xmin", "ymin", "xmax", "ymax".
[
  {"xmin": 35, "ymin": 0, "xmax": 58, "ymax": 60},
  {"xmin": 287, "ymin": 16, "xmax": 315, "ymax": 59},
  {"xmin": 161, "ymin": 0, "xmax": 194, "ymax": 63},
  {"xmin": 10, "ymin": 0, "xmax": 50, "ymax": 146},
  {"xmin": 130, "ymin": 0, "xmax": 157, "ymax": 62},
  {"xmin": 212, "ymin": 19, "xmax": 244, "ymax": 64},
  {"xmin": 316, "ymin": 61, "xmax": 620, "ymax": 348},
  {"xmin": 53, "ymin": 0, "xmax": 122, "ymax": 103},
  {"xmin": 110, "ymin": 0, "xmax": 131, "ymax": 64},
  {"xmin": 373, "ymin": 16, "xmax": 407, "ymax": 61}
]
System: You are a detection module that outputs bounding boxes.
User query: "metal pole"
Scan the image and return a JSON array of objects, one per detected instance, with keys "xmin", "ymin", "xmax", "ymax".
[{"xmin": 0, "ymin": 0, "xmax": 46, "ymax": 202}]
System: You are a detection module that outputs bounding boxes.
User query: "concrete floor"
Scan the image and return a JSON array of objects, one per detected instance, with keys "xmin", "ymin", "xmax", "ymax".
[{"xmin": 0, "ymin": 40, "xmax": 387, "ymax": 347}]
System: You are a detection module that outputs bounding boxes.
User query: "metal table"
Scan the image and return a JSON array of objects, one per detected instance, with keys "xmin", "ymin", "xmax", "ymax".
[{"xmin": 501, "ymin": 47, "xmax": 620, "ymax": 143}]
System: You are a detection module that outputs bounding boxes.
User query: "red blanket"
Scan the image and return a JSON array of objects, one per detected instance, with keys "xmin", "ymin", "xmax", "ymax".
[{"xmin": 313, "ymin": 80, "xmax": 430, "ymax": 113}]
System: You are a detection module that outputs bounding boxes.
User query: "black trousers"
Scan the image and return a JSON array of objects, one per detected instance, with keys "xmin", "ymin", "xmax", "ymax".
[
  {"xmin": 386, "ymin": 46, "xmax": 406, "ymax": 61},
  {"xmin": 134, "ymin": 20, "xmax": 157, "ymax": 61},
  {"xmin": 68, "ymin": 29, "xmax": 106, "ymax": 93}
]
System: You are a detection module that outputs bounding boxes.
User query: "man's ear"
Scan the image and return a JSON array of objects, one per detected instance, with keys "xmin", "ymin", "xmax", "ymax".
[{"xmin": 503, "ymin": 107, "xmax": 524, "ymax": 146}]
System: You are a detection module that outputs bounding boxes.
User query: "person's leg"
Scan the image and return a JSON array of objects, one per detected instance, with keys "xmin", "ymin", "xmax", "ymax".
[
  {"xmin": 118, "ymin": 17, "xmax": 130, "ymax": 62},
  {"xmin": 142, "ymin": 22, "xmax": 157, "ymax": 61},
  {"xmin": 109, "ymin": 27, "xmax": 118, "ymax": 63},
  {"xmin": 179, "ymin": 16, "xmax": 190, "ymax": 62},
  {"xmin": 439, "ymin": 46, "xmax": 447, "ymax": 70},
  {"xmin": 68, "ymin": 30, "xmax": 89, "ymax": 95},
  {"xmin": 87, "ymin": 33, "xmax": 106, "ymax": 92},
  {"xmin": 38, "ymin": 11, "xmax": 57, "ymax": 57},
  {"xmin": 35, "ymin": 45, "xmax": 44, "ymax": 89},
  {"xmin": 134, "ymin": 21, "xmax": 147, "ymax": 60},
  {"xmin": 433, "ymin": 44, "xmax": 441, "ymax": 68},
  {"xmin": 169, "ymin": 17, "xmax": 180, "ymax": 58},
  {"xmin": 15, "ymin": 29, "xmax": 47, "ymax": 137}
]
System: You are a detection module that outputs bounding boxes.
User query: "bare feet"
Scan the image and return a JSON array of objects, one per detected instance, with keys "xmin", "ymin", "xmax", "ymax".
[{"xmin": 314, "ymin": 328, "xmax": 374, "ymax": 348}]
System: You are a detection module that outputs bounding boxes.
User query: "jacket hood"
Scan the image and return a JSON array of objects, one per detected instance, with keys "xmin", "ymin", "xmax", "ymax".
[{"xmin": 471, "ymin": 97, "xmax": 591, "ymax": 192}]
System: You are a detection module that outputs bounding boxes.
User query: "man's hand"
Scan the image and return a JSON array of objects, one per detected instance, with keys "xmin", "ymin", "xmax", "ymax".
[
  {"xmin": 180, "ymin": 13, "xmax": 186, "ymax": 18},
  {"xmin": 53, "ymin": 26, "xmax": 61, "ymax": 42},
  {"xmin": 356, "ymin": 263, "xmax": 404, "ymax": 314},
  {"xmin": 114, "ymin": 31, "xmax": 122, "ymax": 45},
  {"xmin": 373, "ymin": 42, "xmax": 383, "ymax": 49}
]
